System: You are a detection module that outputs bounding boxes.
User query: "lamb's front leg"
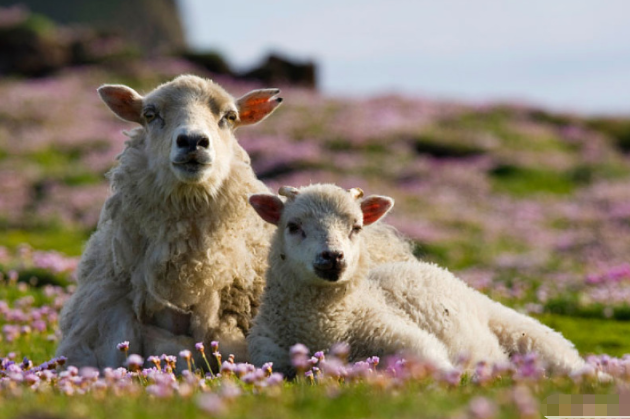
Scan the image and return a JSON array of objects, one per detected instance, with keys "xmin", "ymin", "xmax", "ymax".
[
  {"xmin": 354, "ymin": 311, "xmax": 454, "ymax": 371},
  {"xmin": 487, "ymin": 300, "xmax": 585, "ymax": 375},
  {"xmin": 247, "ymin": 324, "xmax": 293, "ymax": 376}
]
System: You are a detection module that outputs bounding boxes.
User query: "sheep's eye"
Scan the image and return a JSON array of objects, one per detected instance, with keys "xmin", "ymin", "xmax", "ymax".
[
  {"xmin": 223, "ymin": 111, "xmax": 237, "ymax": 125},
  {"xmin": 350, "ymin": 225, "xmax": 363, "ymax": 236},
  {"xmin": 143, "ymin": 108, "xmax": 157, "ymax": 123},
  {"xmin": 287, "ymin": 222, "xmax": 301, "ymax": 235}
]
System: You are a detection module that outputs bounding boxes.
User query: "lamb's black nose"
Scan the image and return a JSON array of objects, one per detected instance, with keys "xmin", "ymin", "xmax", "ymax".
[
  {"xmin": 320, "ymin": 250, "xmax": 344, "ymax": 268},
  {"xmin": 176, "ymin": 134, "xmax": 210, "ymax": 150}
]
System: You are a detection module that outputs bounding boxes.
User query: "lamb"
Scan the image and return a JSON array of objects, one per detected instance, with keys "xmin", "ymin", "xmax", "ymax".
[
  {"xmin": 247, "ymin": 184, "xmax": 586, "ymax": 377},
  {"xmin": 56, "ymin": 75, "xmax": 415, "ymax": 370}
]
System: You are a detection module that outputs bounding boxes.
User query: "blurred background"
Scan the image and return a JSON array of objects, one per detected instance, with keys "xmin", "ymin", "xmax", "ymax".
[{"xmin": 0, "ymin": 0, "xmax": 629, "ymax": 354}]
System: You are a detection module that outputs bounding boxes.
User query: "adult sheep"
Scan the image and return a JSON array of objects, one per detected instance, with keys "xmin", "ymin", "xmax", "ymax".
[
  {"xmin": 57, "ymin": 75, "xmax": 414, "ymax": 370},
  {"xmin": 247, "ymin": 184, "xmax": 586, "ymax": 378},
  {"xmin": 56, "ymin": 75, "xmax": 283, "ymax": 368}
]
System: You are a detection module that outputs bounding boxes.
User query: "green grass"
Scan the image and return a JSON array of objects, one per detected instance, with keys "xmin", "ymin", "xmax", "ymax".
[
  {"xmin": 412, "ymin": 127, "xmax": 490, "ymax": 158},
  {"xmin": 0, "ymin": 385, "xmax": 501, "ymax": 419},
  {"xmin": 537, "ymin": 314, "xmax": 630, "ymax": 357},
  {"xmin": 489, "ymin": 165, "xmax": 577, "ymax": 196},
  {"xmin": 0, "ymin": 277, "xmax": 625, "ymax": 419},
  {"xmin": 0, "ymin": 332, "xmax": 58, "ymax": 365},
  {"xmin": 0, "ymin": 371, "xmax": 616, "ymax": 419},
  {"xmin": 22, "ymin": 144, "xmax": 108, "ymax": 187},
  {"xmin": 416, "ymin": 241, "xmax": 489, "ymax": 270},
  {"xmin": 0, "ymin": 286, "xmax": 59, "ymax": 363},
  {"xmin": 0, "ymin": 227, "xmax": 89, "ymax": 256},
  {"xmin": 415, "ymin": 235, "xmax": 531, "ymax": 271},
  {"xmin": 449, "ymin": 108, "xmax": 572, "ymax": 153},
  {"xmin": 0, "ymin": 280, "xmax": 55, "ymax": 306},
  {"xmin": 15, "ymin": 12, "xmax": 57, "ymax": 36},
  {"xmin": 30, "ymin": 148, "xmax": 77, "ymax": 170},
  {"xmin": 60, "ymin": 171, "xmax": 104, "ymax": 186}
]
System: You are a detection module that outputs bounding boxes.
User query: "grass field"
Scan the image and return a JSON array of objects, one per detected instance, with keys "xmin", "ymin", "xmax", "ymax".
[
  {"xmin": 1, "ymin": 55, "xmax": 630, "ymax": 418},
  {"xmin": 0, "ymin": 273, "xmax": 625, "ymax": 419}
]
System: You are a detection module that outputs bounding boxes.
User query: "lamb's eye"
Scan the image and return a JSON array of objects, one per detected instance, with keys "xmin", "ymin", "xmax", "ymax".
[
  {"xmin": 287, "ymin": 222, "xmax": 301, "ymax": 235},
  {"xmin": 350, "ymin": 225, "xmax": 363, "ymax": 236}
]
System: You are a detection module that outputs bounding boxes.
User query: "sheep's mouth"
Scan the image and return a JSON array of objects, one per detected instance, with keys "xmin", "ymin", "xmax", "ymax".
[
  {"xmin": 171, "ymin": 158, "xmax": 212, "ymax": 174},
  {"xmin": 313, "ymin": 267, "xmax": 345, "ymax": 282},
  {"xmin": 172, "ymin": 160, "xmax": 210, "ymax": 173}
]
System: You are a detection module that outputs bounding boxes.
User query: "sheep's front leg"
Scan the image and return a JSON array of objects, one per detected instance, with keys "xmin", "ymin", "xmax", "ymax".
[
  {"xmin": 57, "ymin": 283, "xmax": 143, "ymax": 369},
  {"xmin": 193, "ymin": 290, "xmax": 249, "ymax": 365},
  {"xmin": 205, "ymin": 321, "xmax": 248, "ymax": 364},
  {"xmin": 142, "ymin": 324, "xmax": 197, "ymax": 372}
]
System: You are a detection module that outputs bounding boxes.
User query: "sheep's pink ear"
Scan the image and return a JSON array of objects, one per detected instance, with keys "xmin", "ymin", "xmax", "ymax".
[
  {"xmin": 236, "ymin": 89, "xmax": 283, "ymax": 127},
  {"xmin": 361, "ymin": 196, "xmax": 394, "ymax": 225},
  {"xmin": 249, "ymin": 194, "xmax": 284, "ymax": 225},
  {"xmin": 98, "ymin": 84, "xmax": 144, "ymax": 124}
]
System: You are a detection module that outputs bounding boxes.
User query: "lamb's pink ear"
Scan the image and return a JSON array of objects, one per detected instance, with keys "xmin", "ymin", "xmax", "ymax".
[
  {"xmin": 236, "ymin": 89, "xmax": 283, "ymax": 127},
  {"xmin": 249, "ymin": 194, "xmax": 285, "ymax": 225},
  {"xmin": 97, "ymin": 84, "xmax": 144, "ymax": 124},
  {"xmin": 360, "ymin": 196, "xmax": 394, "ymax": 225}
]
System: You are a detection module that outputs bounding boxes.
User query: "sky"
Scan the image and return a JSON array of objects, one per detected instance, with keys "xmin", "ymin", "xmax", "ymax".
[{"xmin": 178, "ymin": 0, "xmax": 630, "ymax": 115}]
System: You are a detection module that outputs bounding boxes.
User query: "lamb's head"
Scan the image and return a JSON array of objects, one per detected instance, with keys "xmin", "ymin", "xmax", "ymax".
[
  {"xmin": 249, "ymin": 184, "xmax": 393, "ymax": 285},
  {"xmin": 98, "ymin": 74, "xmax": 282, "ymax": 191}
]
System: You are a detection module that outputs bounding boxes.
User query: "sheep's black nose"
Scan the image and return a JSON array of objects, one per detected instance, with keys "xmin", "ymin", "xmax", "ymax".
[
  {"xmin": 176, "ymin": 134, "xmax": 210, "ymax": 150},
  {"xmin": 313, "ymin": 250, "xmax": 346, "ymax": 281}
]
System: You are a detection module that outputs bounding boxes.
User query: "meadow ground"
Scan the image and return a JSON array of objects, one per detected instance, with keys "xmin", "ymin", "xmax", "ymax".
[{"xmin": 1, "ymin": 59, "xmax": 630, "ymax": 418}]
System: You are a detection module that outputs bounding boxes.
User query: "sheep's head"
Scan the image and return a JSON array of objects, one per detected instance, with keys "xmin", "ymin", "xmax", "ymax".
[
  {"xmin": 98, "ymin": 74, "xmax": 282, "ymax": 190},
  {"xmin": 249, "ymin": 184, "xmax": 393, "ymax": 285}
]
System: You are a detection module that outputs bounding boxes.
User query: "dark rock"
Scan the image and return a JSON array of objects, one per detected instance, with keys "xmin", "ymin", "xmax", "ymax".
[
  {"xmin": 240, "ymin": 53, "xmax": 317, "ymax": 89},
  {"xmin": 0, "ymin": 10, "xmax": 69, "ymax": 76},
  {"xmin": 0, "ymin": 0, "xmax": 185, "ymax": 53},
  {"xmin": 180, "ymin": 50, "xmax": 234, "ymax": 77},
  {"xmin": 587, "ymin": 118, "xmax": 630, "ymax": 153},
  {"xmin": 0, "ymin": 6, "xmax": 140, "ymax": 77}
]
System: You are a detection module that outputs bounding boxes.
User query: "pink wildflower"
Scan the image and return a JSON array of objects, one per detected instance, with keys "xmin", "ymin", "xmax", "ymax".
[
  {"xmin": 289, "ymin": 343, "xmax": 309, "ymax": 357},
  {"xmin": 116, "ymin": 341, "xmax": 130, "ymax": 356},
  {"xmin": 147, "ymin": 356, "xmax": 161, "ymax": 370},
  {"xmin": 197, "ymin": 393, "xmax": 226, "ymax": 415},
  {"xmin": 468, "ymin": 396, "xmax": 497, "ymax": 419},
  {"xmin": 126, "ymin": 354, "xmax": 144, "ymax": 371},
  {"xmin": 266, "ymin": 372, "xmax": 284, "ymax": 386},
  {"xmin": 262, "ymin": 362, "xmax": 273, "ymax": 376},
  {"xmin": 146, "ymin": 384, "xmax": 174, "ymax": 398},
  {"xmin": 330, "ymin": 342, "xmax": 350, "ymax": 360},
  {"xmin": 220, "ymin": 361, "xmax": 235, "ymax": 376}
]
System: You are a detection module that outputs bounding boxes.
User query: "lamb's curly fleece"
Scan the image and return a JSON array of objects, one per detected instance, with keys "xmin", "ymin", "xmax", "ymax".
[{"xmin": 248, "ymin": 184, "xmax": 586, "ymax": 377}]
